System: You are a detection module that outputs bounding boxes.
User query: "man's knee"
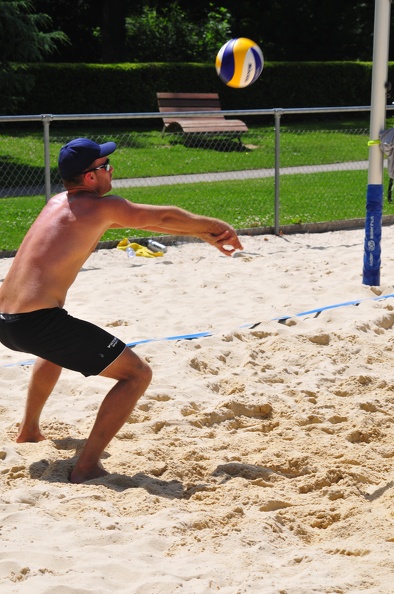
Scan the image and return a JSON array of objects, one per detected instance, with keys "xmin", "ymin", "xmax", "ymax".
[
  {"xmin": 135, "ymin": 356, "xmax": 152, "ymax": 389},
  {"xmin": 101, "ymin": 346, "xmax": 152, "ymax": 389}
]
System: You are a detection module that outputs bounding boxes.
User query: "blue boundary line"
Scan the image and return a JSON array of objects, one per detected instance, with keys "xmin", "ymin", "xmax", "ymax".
[
  {"xmin": 3, "ymin": 293, "xmax": 394, "ymax": 368},
  {"xmin": 272, "ymin": 292, "xmax": 394, "ymax": 321},
  {"xmin": 126, "ymin": 330, "xmax": 213, "ymax": 348}
]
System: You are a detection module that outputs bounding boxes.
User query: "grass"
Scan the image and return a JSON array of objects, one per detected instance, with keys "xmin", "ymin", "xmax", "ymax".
[
  {"xmin": 1, "ymin": 119, "xmax": 393, "ymax": 252},
  {"xmin": 0, "ymin": 197, "xmax": 46, "ymax": 250},
  {"xmin": 0, "ymin": 123, "xmax": 371, "ymax": 186},
  {"xmin": 1, "ymin": 169, "xmax": 394, "ymax": 252}
]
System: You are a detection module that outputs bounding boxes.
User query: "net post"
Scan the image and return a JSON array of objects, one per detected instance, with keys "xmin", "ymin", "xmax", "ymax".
[{"xmin": 362, "ymin": 0, "xmax": 391, "ymax": 286}]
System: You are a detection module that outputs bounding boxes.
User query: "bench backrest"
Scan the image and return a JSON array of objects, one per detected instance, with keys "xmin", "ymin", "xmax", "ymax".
[{"xmin": 157, "ymin": 92, "xmax": 223, "ymax": 116}]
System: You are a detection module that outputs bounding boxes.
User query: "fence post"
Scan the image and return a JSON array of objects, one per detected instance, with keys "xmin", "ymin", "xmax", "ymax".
[
  {"xmin": 42, "ymin": 114, "xmax": 52, "ymax": 203},
  {"xmin": 274, "ymin": 109, "xmax": 283, "ymax": 234}
]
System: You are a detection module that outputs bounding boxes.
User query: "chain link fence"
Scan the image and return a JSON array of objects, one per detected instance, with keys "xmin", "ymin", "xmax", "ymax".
[{"xmin": 1, "ymin": 106, "xmax": 394, "ymax": 252}]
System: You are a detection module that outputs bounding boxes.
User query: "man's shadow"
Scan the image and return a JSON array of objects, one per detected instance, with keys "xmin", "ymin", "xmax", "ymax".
[{"xmin": 28, "ymin": 437, "xmax": 209, "ymax": 500}]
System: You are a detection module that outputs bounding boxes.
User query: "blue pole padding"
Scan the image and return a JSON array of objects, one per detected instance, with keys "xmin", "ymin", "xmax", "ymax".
[{"xmin": 362, "ymin": 183, "xmax": 383, "ymax": 286}]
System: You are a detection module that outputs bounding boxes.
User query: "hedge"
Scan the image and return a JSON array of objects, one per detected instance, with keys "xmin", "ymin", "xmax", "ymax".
[{"xmin": 13, "ymin": 61, "xmax": 378, "ymax": 117}]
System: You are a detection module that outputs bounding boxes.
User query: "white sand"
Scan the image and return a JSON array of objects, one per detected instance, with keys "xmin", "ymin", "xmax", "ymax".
[{"xmin": 1, "ymin": 228, "xmax": 394, "ymax": 593}]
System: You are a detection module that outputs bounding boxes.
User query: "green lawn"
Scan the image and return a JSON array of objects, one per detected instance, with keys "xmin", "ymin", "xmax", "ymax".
[
  {"xmin": 0, "ymin": 169, "xmax": 392, "ymax": 252},
  {"xmin": 0, "ymin": 123, "xmax": 371, "ymax": 187}
]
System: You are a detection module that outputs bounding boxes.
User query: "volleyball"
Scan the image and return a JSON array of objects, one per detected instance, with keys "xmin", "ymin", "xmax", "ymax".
[{"xmin": 215, "ymin": 38, "xmax": 264, "ymax": 88}]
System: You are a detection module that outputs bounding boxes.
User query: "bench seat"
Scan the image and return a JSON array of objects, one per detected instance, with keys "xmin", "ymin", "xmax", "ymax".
[{"xmin": 157, "ymin": 92, "xmax": 248, "ymax": 137}]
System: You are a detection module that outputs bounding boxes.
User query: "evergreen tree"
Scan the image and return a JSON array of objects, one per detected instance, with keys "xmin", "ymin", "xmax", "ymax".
[{"xmin": 0, "ymin": 0, "xmax": 68, "ymax": 113}]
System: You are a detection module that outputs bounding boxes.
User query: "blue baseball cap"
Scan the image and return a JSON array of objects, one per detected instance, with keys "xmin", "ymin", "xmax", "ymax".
[{"xmin": 58, "ymin": 137, "xmax": 117, "ymax": 179}]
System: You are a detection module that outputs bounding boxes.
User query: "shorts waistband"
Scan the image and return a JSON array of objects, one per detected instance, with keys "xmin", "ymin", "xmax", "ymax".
[
  {"xmin": 0, "ymin": 313, "xmax": 21, "ymax": 321},
  {"xmin": 0, "ymin": 308, "xmax": 62, "ymax": 322}
]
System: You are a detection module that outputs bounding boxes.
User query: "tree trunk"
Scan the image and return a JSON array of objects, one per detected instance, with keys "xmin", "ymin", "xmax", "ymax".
[{"xmin": 101, "ymin": 0, "xmax": 126, "ymax": 62}]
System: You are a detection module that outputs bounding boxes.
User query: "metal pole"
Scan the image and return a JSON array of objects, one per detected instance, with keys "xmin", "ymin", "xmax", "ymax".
[
  {"xmin": 362, "ymin": 0, "xmax": 392, "ymax": 285},
  {"xmin": 274, "ymin": 109, "xmax": 283, "ymax": 234},
  {"xmin": 42, "ymin": 115, "xmax": 52, "ymax": 203}
]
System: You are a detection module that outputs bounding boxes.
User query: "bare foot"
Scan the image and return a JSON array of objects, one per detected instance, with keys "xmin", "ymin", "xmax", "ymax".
[
  {"xmin": 16, "ymin": 426, "xmax": 46, "ymax": 443},
  {"xmin": 69, "ymin": 463, "xmax": 109, "ymax": 484}
]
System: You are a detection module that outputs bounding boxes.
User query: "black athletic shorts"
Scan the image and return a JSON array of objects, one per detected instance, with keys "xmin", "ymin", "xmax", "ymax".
[{"xmin": 0, "ymin": 307, "xmax": 126, "ymax": 377}]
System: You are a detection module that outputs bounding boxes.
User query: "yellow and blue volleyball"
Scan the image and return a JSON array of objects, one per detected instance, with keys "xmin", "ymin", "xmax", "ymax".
[{"xmin": 215, "ymin": 38, "xmax": 264, "ymax": 88}]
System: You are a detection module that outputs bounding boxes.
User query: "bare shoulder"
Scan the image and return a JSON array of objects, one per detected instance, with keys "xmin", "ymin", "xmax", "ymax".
[
  {"xmin": 68, "ymin": 192, "xmax": 148, "ymax": 230},
  {"xmin": 96, "ymin": 194, "xmax": 137, "ymax": 215},
  {"xmin": 99, "ymin": 193, "xmax": 148, "ymax": 214},
  {"xmin": 68, "ymin": 192, "xmax": 131, "ymax": 216},
  {"xmin": 99, "ymin": 193, "xmax": 130, "ymax": 204},
  {"xmin": 96, "ymin": 194, "xmax": 142, "ymax": 228}
]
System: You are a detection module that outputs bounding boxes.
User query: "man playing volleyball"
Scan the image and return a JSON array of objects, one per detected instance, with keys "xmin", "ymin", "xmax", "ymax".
[{"xmin": 0, "ymin": 137, "xmax": 243, "ymax": 483}]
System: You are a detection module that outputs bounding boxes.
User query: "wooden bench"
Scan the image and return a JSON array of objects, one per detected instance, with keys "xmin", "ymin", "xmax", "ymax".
[{"xmin": 157, "ymin": 92, "xmax": 248, "ymax": 140}]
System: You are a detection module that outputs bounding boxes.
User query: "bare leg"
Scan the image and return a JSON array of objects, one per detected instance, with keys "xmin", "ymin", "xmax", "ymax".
[
  {"xmin": 16, "ymin": 357, "xmax": 62, "ymax": 442},
  {"xmin": 69, "ymin": 347, "xmax": 152, "ymax": 483}
]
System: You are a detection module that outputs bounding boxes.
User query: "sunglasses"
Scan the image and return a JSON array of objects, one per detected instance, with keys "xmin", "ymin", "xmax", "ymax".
[{"xmin": 83, "ymin": 158, "xmax": 111, "ymax": 174}]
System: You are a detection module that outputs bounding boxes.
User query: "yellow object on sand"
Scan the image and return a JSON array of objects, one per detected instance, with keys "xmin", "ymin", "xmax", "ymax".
[{"xmin": 117, "ymin": 238, "xmax": 164, "ymax": 258}]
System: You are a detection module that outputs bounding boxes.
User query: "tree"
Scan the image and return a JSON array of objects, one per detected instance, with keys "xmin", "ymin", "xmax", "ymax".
[
  {"xmin": 145, "ymin": 0, "xmax": 379, "ymax": 61},
  {"xmin": 16, "ymin": 0, "xmax": 392, "ymax": 64},
  {"xmin": 0, "ymin": 0, "xmax": 68, "ymax": 113},
  {"xmin": 31, "ymin": 0, "xmax": 101, "ymax": 62},
  {"xmin": 231, "ymin": 0, "xmax": 374, "ymax": 61},
  {"xmin": 124, "ymin": 3, "xmax": 232, "ymax": 62}
]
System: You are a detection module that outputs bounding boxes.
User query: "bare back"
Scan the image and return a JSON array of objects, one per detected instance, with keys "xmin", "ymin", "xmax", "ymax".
[{"xmin": 0, "ymin": 191, "xmax": 114, "ymax": 313}]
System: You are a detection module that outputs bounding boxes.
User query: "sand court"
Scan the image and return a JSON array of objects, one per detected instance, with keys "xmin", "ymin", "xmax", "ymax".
[{"xmin": 1, "ymin": 228, "xmax": 394, "ymax": 592}]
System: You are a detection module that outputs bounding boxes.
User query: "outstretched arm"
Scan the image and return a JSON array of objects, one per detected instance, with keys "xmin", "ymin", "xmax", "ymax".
[{"xmin": 107, "ymin": 198, "xmax": 244, "ymax": 256}]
